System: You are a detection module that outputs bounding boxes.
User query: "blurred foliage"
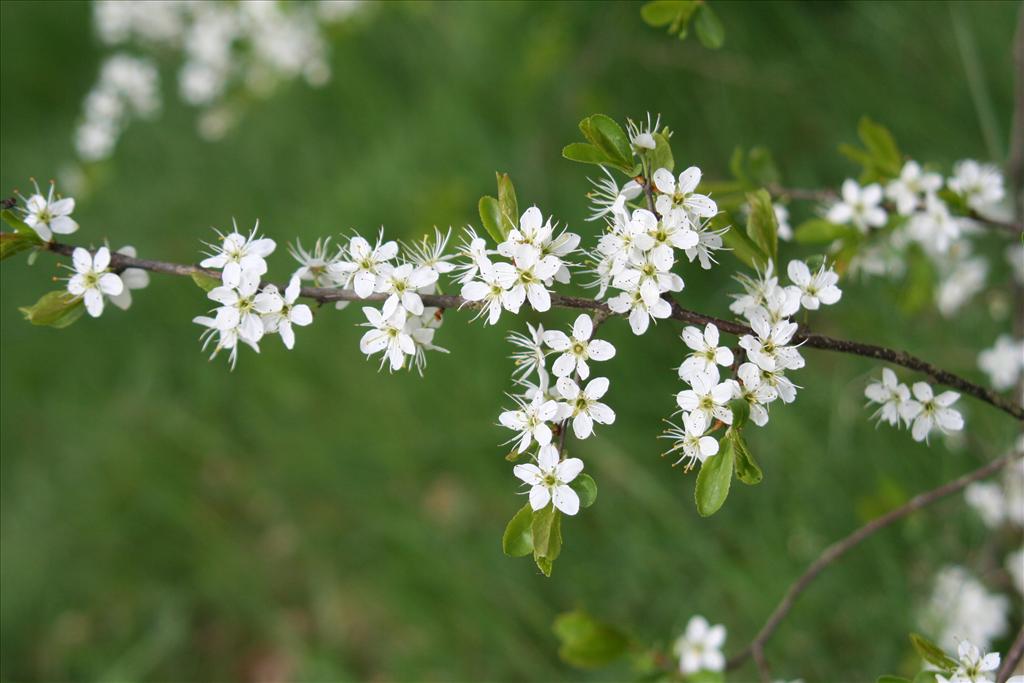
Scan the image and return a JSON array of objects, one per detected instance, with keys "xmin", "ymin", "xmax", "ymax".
[{"xmin": 1, "ymin": 1, "xmax": 1020, "ymax": 681}]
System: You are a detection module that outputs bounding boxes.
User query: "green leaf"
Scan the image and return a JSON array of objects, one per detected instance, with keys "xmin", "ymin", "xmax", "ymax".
[
  {"xmin": 19, "ymin": 290, "xmax": 85, "ymax": 328},
  {"xmin": 478, "ymin": 195, "xmax": 504, "ymax": 244},
  {"xmin": 640, "ymin": 0, "xmax": 687, "ymax": 27},
  {"xmin": 729, "ymin": 147, "xmax": 748, "ymax": 184},
  {"xmin": 582, "ymin": 114, "xmax": 634, "ymax": 169},
  {"xmin": 191, "ymin": 271, "xmax": 221, "ymax": 292},
  {"xmin": 876, "ymin": 677, "xmax": 912, "ymax": 683},
  {"xmin": 745, "ymin": 189, "xmax": 778, "ymax": 266},
  {"xmin": 728, "ymin": 399, "xmax": 750, "ymax": 430},
  {"xmin": 731, "ymin": 430, "xmax": 763, "ymax": 486},
  {"xmin": 1, "ymin": 209, "xmax": 41, "ymax": 237},
  {"xmin": 1, "ymin": 231, "xmax": 42, "ymax": 261},
  {"xmin": 858, "ymin": 116, "xmax": 901, "ymax": 177},
  {"xmin": 531, "ymin": 504, "xmax": 562, "ymax": 575},
  {"xmin": 569, "ymin": 474, "xmax": 598, "ymax": 509},
  {"xmin": 746, "ymin": 147, "xmax": 779, "ymax": 186},
  {"xmin": 694, "ymin": 438, "xmax": 734, "ymax": 516},
  {"xmin": 909, "ymin": 633, "xmax": 957, "ymax": 673},
  {"xmin": 693, "ymin": 4, "xmax": 724, "ymax": 49},
  {"xmin": 502, "ymin": 504, "xmax": 534, "ymax": 557},
  {"xmin": 794, "ymin": 219, "xmax": 857, "ymax": 244},
  {"xmin": 648, "ymin": 132, "xmax": 675, "ymax": 174},
  {"xmin": 562, "ymin": 142, "xmax": 614, "ymax": 166},
  {"xmin": 496, "ymin": 172, "xmax": 519, "ymax": 237},
  {"xmin": 721, "ymin": 222, "xmax": 769, "ymax": 270},
  {"xmin": 552, "ymin": 610, "xmax": 629, "ymax": 669},
  {"xmin": 912, "ymin": 672, "xmax": 939, "ymax": 683}
]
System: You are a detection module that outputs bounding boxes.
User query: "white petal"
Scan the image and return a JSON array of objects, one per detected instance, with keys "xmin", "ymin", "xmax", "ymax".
[
  {"xmin": 572, "ymin": 314, "xmax": 592, "ymax": 341},
  {"xmin": 98, "ymin": 272, "xmax": 124, "ymax": 296},
  {"xmin": 543, "ymin": 330, "xmax": 571, "ymax": 351},
  {"xmin": 584, "ymin": 376, "xmax": 610, "ymax": 400},
  {"xmin": 556, "ymin": 457, "xmax": 584, "ymax": 482},
  {"xmin": 572, "ymin": 412, "xmax": 593, "ymax": 439},
  {"xmin": 587, "ymin": 339, "xmax": 615, "ymax": 361},
  {"xmin": 84, "ymin": 289, "xmax": 104, "ymax": 317},
  {"xmin": 552, "ymin": 485, "xmax": 580, "ymax": 516},
  {"xmin": 92, "ymin": 247, "xmax": 110, "ymax": 271},
  {"xmin": 528, "ymin": 485, "xmax": 551, "ymax": 511},
  {"xmin": 72, "ymin": 247, "xmax": 92, "ymax": 274}
]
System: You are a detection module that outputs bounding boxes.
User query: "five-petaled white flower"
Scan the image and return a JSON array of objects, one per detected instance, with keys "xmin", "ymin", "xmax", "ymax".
[
  {"xmin": 739, "ymin": 310, "xmax": 804, "ymax": 372},
  {"xmin": 207, "ymin": 268, "xmax": 281, "ymax": 345},
  {"xmin": 500, "ymin": 249, "xmax": 560, "ymax": 313},
  {"xmin": 652, "ymin": 166, "xmax": 718, "ymax": 218},
  {"xmin": 513, "ymin": 444, "xmax": 584, "ymax": 515},
  {"xmin": 977, "ymin": 335, "xmax": 1024, "ymax": 391},
  {"xmin": 864, "ymin": 368, "xmax": 911, "ymax": 427},
  {"xmin": 106, "ymin": 245, "xmax": 149, "ymax": 310},
  {"xmin": 948, "ymin": 160, "xmax": 1005, "ymax": 212},
  {"xmin": 677, "ymin": 373, "xmax": 737, "ymax": 425},
  {"xmin": 21, "ymin": 180, "xmax": 79, "ymax": 241},
  {"xmin": 200, "ymin": 223, "xmax": 277, "ymax": 288},
  {"xmin": 330, "ymin": 232, "xmax": 399, "ymax": 298},
  {"xmin": 377, "ymin": 263, "xmax": 438, "ymax": 317},
  {"xmin": 461, "ymin": 260, "xmax": 517, "ymax": 324},
  {"xmin": 679, "ymin": 323, "xmax": 734, "ymax": 384},
  {"xmin": 359, "ymin": 305, "xmax": 414, "ymax": 372},
  {"xmin": 935, "ymin": 640, "xmax": 1000, "ymax": 683},
  {"xmin": 901, "ymin": 382, "xmax": 964, "ymax": 443},
  {"xmin": 607, "ymin": 287, "xmax": 672, "ymax": 335},
  {"xmin": 542, "ymin": 314, "xmax": 616, "ymax": 379},
  {"xmin": 499, "ymin": 394, "xmax": 560, "ymax": 453},
  {"xmin": 662, "ymin": 410, "xmax": 719, "ymax": 470},
  {"xmin": 886, "ymin": 160, "xmax": 942, "ymax": 215},
  {"xmin": 67, "ymin": 246, "xmax": 123, "ymax": 318},
  {"xmin": 673, "ymin": 615, "xmax": 726, "ymax": 675},
  {"xmin": 627, "ymin": 112, "xmax": 660, "ymax": 152},
  {"xmin": 260, "ymin": 276, "xmax": 313, "ymax": 349},
  {"xmin": 787, "ymin": 260, "xmax": 842, "ymax": 310},
  {"xmin": 556, "ymin": 376, "xmax": 615, "ymax": 440},
  {"xmin": 827, "ymin": 179, "xmax": 887, "ymax": 232}
]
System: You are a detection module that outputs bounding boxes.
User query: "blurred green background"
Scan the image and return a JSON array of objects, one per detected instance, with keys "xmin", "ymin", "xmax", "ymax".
[{"xmin": 1, "ymin": 1, "xmax": 1021, "ymax": 681}]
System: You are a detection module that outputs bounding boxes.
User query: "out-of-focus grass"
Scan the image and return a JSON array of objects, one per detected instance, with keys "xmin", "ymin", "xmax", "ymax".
[{"xmin": 1, "ymin": 1, "xmax": 1020, "ymax": 681}]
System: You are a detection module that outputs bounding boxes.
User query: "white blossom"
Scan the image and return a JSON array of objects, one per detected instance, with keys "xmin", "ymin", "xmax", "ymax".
[
  {"xmin": 404, "ymin": 227, "xmax": 455, "ymax": 278},
  {"xmin": 886, "ymin": 161, "xmax": 942, "ymax": 215},
  {"xmin": 684, "ymin": 219, "xmax": 727, "ymax": 270},
  {"xmin": 864, "ymin": 368, "xmax": 911, "ymax": 427},
  {"xmin": 977, "ymin": 335, "xmax": 1024, "ymax": 392},
  {"xmin": 106, "ymin": 245, "xmax": 150, "ymax": 310},
  {"xmin": 358, "ymin": 305, "xmax": 414, "ymax": 372},
  {"xmin": 499, "ymin": 394, "xmax": 560, "ymax": 453},
  {"xmin": 673, "ymin": 615, "xmax": 726, "ymax": 675},
  {"xmin": 736, "ymin": 362, "xmax": 778, "ymax": 426},
  {"xmin": 907, "ymin": 194, "xmax": 967, "ymax": 255},
  {"xmin": 652, "ymin": 166, "xmax": 718, "ymax": 219},
  {"xmin": 679, "ymin": 323, "xmax": 734, "ymax": 384},
  {"xmin": 587, "ymin": 166, "xmax": 642, "ymax": 222},
  {"xmin": 542, "ymin": 314, "xmax": 615, "ymax": 379},
  {"xmin": 923, "ymin": 566, "xmax": 1009, "ymax": 653},
  {"xmin": 329, "ymin": 231, "xmax": 398, "ymax": 298},
  {"xmin": 677, "ymin": 373, "xmax": 737, "ymax": 425},
  {"xmin": 607, "ymin": 287, "xmax": 671, "ymax": 335},
  {"xmin": 626, "ymin": 112, "xmax": 661, "ymax": 152},
  {"xmin": 200, "ymin": 222, "xmax": 276, "ymax": 287},
  {"xmin": 661, "ymin": 410, "xmax": 720, "ymax": 470},
  {"xmin": 948, "ymin": 160, "xmax": 1005, "ymax": 213},
  {"xmin": 935, "ymin": 640, "xmax": 1000, "ymax": 683},
  {"xmin": 377, "ymin": 263, "xmax": 438, "ymax": 317},
  {"xmin": 508, "ymin": 323, "xmax": 548, "ymax": 384},
  {"xmin": 289, "ymin": 237, "xmax": 340, "ymax": 286},
  {"xmin": 787, "ymin": 260, "xmax": 842, "ymax": 310},
  {"xmin": 260, "ymin": 276, "xmax": 313, "ymax": 349},
  {"xmin": 206, "ymin": 267, "xmax": 280, "ymax": 345},
  {"xmin": 901, "ymin": 382, "xmax": 964, "ymax": 443},
  {"xmin": 19, "ymin": 180, "xmax": 79, "ymax": 241},
  {"xmin": 67, "ymin": 247, "xmax": 123, "ymax": 317},
  {"xmin": 964, "ymin": 482, "xmax": 1005, "ymax": 528},
  {"xmin": 556, "ymin": 376, "xmax": 615, "ymax": 440},
  {"xmin": 460, "ymin": 260, "xmax": 517, "ymax": 324},
  {"xmin": 501, "ymin": 249, "xmax": 560, "ymax": 313},
  {"xmin": 774, "ymin": 203, "xmax": 792, "ymax": 241},
  {"xmin": 513, "ymin": 444, "xmax": 584, "ymax": 515},
  {"xmin": 738, "ymin": 310, "xmax": 804, "ymax": 373},
  {"xmin": 827, "ymin": 179, "xmax": 887, "ymax": 232}
]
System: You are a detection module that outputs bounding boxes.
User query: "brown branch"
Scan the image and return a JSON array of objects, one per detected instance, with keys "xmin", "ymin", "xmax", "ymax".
[
  {"xmin": 998, "ymin": 623, "xmax": 1024, "ymax": 683},
  {"xmin": 726, "ymin": 453, "xmax": 1020, "ymax": 673},
  {"xmin": 32, "ymin": 237, "xmax": 1024, "ymax": 420}
]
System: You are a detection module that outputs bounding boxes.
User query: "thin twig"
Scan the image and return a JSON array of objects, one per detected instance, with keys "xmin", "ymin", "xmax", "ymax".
[
  {"xmin": 32, "ymin": 237, "xmax": 1024, "ymax": 420},
  {"xmin": 726, "ymin": 453, "xmax": 1020, "ymax": 672},
  {"xmin": 998, "ymin": 623, "xmax": 1024, "ymax": 683}
]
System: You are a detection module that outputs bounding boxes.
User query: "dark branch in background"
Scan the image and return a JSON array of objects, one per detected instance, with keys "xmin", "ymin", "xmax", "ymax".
[
  {"xmin": 999, "ymin": 624, "xmax": 1024, "ymax": 683},
  {"xmin": 38, "ymin": 238, "xmax": 1024, "ymax": 420},
  {"xmin": 766, "ymin": 184, "xmax": 1024, "ymax": 236},
  {"xmin": 726, "ymin": 453, "xmax": 1021, "ymax": 674}
]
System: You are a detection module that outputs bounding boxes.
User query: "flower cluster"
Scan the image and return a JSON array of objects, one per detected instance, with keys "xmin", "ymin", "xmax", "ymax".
[
  {"xmin": 832, "ymin": 160, "xmax": 1006, "ymax": 319},
  {"xmin": 503, "ymin": 314, "xmax": 616, "ymax": 516},
  {"xmin": 586, "ymin": 165, "xmax": 726, "ymax": 335},
  {"xmin": 193, "ymin": 223, "xmax": 312, "ymax": 368},
  {"xmin": 459, "ymin": 207, "xmax": 580, "ymax": 324},
  {"xmin": 74, "ymin": 54, "xmax": 160, "ymax": 162},
  {"xmin": 864, "ymin": 370, "xmax": 964, "ymax": 443}
]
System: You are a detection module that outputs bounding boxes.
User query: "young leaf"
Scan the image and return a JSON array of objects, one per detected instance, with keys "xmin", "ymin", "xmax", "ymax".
[
  {"xmin": 908, "ymin": 633, "xmax": 957, "ymax": 673},
  {"xmin": 1, "ymin": 232, "xmax": 41, "ymax": 261},
  {"xmin": 502, "ymin": 504, "xmax": 534, "ymax": 557},
  {"xmin": 496, "ymin": 172, "xmax": 519, "ymax": 236},
  {"xmin": 731, "ymin": 430, "xmax": 763, "ymax": 485},
  {"xmin": 191, "ymin": 271, "xmax": 221, "ymax": 292},
  {"xmin": 19, "ymin": 290, "xmax": 85, "ymax": 329},
  {"xmin": 552, "ymin": 610, "xmax": 629, "ymax": 669},
  {"xmin": 532, "ymin": 504, "xmax": 562, "ymax": 575},
  {"xmin": 562, "ymin": 142, "xmax": 614, "ymax": 166},
  {"xmin": 745, "ymin": 189, "xmax": 778, "ymax": 266},
  {"xmin": 478, "ymin": 195, "xmax": 505, "ymax": 244},
  {"xmin": 694, "ymin": 438, "xmax": 734, "ymax": 516},
  {"xmin": 640, "ymin": 0, "xmax": 687, "ymax": 27},
  {"xmin": 721, "ymin": 222, "xmax": 768, "ymax": 270},
  {"xmin": 693, "ymin": 4, "xmax": 725, "ymax": 49},
  {"xmin": 1, "ymin": 208, "xmax": 41, "ymax": 236},
  {"xmin": 583, "ymin": 114, "xmax": 634, "ymax": 169},
  {"xmin": 794, "ymin": 219, "xmax": 856, "ymax": 244},
  {"xmin": 569, "ymin": 473, "xmax": 598, "ymax": 509},
  {"xmin": 648, "ymin": 132, "xmax": 675, "ymax": 174},
  {"xmin": 858, "ymin": 116, "xmax": 901, "ymax": 178},
  {"xmin": 728, "ymin": 399, "xmax": 750, "ymax": 430}
]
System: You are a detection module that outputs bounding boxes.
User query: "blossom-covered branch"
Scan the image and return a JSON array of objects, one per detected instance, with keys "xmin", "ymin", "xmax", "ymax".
[{"xmin": 29, "ymin": 237, "xmax": 1024, "ymax": 420}]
